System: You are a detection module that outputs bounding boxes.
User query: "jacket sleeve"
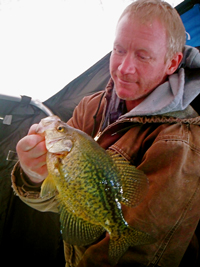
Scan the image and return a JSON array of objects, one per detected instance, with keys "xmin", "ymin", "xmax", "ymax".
[{"xmin": 11, "ymin": 161, "xmax": 59, "ymax": 213}]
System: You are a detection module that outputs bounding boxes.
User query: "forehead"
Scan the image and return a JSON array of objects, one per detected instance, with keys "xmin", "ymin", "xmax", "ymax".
[{"xmin": 115, "ymin": 14, "xmax": 167, "ymax": 52}]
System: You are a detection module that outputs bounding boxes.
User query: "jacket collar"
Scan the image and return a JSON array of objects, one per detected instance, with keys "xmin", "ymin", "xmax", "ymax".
[{"xmin": 103, "ymin": 46, "xmax": 200, "ymax": 126}]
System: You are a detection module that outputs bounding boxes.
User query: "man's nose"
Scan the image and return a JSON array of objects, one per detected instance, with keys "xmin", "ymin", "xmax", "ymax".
[{"xmin": 118, "ymin": 54, "xmax": 136, "ymax": 75}]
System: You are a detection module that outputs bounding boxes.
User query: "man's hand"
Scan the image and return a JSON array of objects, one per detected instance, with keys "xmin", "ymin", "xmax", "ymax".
[
  {"xmin": 16, "ymin": 124, "xmax": 48, "ymax": 184},
  {"xmin": 77, "ymin": 234, "xmax": 111, "ymax": 267}
]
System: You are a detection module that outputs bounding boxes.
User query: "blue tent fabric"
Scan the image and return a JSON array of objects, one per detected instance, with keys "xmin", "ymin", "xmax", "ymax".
[{"xmin": 181, "ymin": 4, "xmax": 200, "ymax": 47}]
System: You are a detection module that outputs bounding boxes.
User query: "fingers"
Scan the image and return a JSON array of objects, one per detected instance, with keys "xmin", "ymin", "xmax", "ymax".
[
  {"xmin": 17, "ymin": 134, "xmax": 46, "ymax": 154},
  {"xmin": 20, "ymin": 156, "xmax": 48, "ymax": 183},
  {"xmin": 16, "ymin": 123, "xmax": 48, "ymax": 183},
  {"xmin": 77, "ymin": 235, "xmax": 110, "ymax": 267},
  {"xmin": 28, "ymin": 124, "xmax": 41, "ymax": 135}
]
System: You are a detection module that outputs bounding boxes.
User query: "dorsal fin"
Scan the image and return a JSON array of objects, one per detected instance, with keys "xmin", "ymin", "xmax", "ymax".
[{"xmin": 107, "ymin": 150, "xmax": 149, "ymax": 207}]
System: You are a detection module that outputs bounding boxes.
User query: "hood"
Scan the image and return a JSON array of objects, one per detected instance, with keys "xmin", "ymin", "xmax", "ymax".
[{"xmin": 120, "ymin": 45, "xmax": 200, "ymax": 119}]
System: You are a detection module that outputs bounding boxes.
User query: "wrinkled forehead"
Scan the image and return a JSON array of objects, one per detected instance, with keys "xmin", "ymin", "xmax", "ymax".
[
  {"xmin": 118, "ymin": 10, "xmax": 166, "ymax": 30},
  {"xmin": 115, "ymin": 13, "xmax": 167, "ymax": 43}
]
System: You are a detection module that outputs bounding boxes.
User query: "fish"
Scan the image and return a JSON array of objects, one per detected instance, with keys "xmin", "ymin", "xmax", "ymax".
[{"xmin": 37, "ymin": 115, "xmax": 154, "ymax": 266}]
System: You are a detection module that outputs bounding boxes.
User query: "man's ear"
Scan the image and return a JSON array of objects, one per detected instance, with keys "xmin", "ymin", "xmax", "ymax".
[{"xmin": 166, "ymin": 52, "xmax": 183, "ymax": 75}]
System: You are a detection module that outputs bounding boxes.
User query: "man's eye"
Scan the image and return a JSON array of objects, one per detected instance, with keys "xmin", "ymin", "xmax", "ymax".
[
  {"xmin": 137, "ymin": 53, "xmax": 151, "ymax": 61},
  {"xmin": 114, "ymin": 47, "xmax": 125, "ymax": 55}
]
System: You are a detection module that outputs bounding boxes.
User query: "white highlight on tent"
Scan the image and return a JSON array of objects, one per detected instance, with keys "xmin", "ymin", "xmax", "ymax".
[{"xmin": 0, "ymin": 0, "xmax": 182, "ymax": 102}]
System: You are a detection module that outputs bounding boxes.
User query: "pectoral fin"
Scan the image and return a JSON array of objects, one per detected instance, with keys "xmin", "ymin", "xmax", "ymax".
[{"xmin": 40, "ymin": 174, "xmax": 57, "ymax": 198}]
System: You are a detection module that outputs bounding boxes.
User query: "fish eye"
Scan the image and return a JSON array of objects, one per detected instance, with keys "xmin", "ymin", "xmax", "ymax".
[{"xmin": 57, "ymin": 126, "xmax": 65, "ymax": 132}]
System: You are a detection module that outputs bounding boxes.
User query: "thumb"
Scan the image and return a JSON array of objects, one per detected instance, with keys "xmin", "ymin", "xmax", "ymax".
[{"xmin": 77, "ymin": 234, "xmax": 112, "ymax": 267}]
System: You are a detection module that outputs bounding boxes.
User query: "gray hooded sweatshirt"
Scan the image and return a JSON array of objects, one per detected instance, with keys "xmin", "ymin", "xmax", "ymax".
[{"xmin": 114, "ymin": 46, "xmax": 200, "ymax": 120}]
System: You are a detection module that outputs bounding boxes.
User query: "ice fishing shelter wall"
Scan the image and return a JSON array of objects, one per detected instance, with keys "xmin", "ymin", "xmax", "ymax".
[
  {"xmin": 0, "ymin": 52, "xmax": 110, "ymax": 267},
  {"xmin": 0, "ymin": 96, "xmax": 65, "ymax": 267}
]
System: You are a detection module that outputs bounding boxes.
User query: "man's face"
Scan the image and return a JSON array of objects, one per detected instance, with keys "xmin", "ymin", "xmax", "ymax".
[{"xmin": 110, "ymin": 14, "xmax": 173, "ymax": 110}]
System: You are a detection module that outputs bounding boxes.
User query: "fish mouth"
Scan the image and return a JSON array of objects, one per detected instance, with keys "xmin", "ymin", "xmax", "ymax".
[{"xmin": 46, "ymin": 137, "xmax": 73, "ymax": 154}]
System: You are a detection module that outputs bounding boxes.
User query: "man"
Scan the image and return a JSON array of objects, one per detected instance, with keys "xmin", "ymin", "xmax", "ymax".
[{"xmin": 12, "ymin": 0, "xmax": 200, "ymax": 266}]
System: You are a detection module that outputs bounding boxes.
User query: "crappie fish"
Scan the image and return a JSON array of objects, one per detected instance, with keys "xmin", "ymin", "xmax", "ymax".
[{"xmin": 37, "ymin": 115, "xmax": 154, "ymax": 266}]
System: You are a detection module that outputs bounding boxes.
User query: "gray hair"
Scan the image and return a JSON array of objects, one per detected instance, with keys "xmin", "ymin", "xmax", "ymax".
[{"xmin": 118, "ymin": 0, "xmax": 186, "ymax": 60}]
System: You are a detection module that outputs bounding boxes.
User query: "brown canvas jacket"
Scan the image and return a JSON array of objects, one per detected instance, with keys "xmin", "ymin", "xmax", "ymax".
[{"xmin": 12, "ymin": 83, "xmax": 200, "ymax": 267}]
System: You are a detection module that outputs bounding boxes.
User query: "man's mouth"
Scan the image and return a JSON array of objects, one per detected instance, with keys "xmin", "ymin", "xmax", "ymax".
[{"xmin": 118, "ymin": 76, "xmax": 137, "ymax": 85}]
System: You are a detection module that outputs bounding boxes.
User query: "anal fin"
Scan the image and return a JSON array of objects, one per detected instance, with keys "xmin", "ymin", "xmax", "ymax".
[{"xmin": 60, "ymin": 203, "xmax": 105, "ymax": 246}]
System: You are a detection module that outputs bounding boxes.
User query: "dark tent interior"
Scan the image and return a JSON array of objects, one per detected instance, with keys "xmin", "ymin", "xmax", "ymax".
[{"xmin": 0, "ymin": 0, "xmax": 200, "ymax": 266}]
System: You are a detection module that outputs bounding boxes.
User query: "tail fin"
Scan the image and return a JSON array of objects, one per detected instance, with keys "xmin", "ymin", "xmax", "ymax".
[{"xmin": 108, "ymin": 226, "xmax": 155, "ymax": 266}]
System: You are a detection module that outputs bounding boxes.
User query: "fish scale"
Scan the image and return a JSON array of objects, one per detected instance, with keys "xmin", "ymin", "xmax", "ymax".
[
  {"xmin": 60, "ymin": 155, "xmax": 120, "ymax": 227},
  {"xmin": 58, "ymin": 142, "xmax": 122, "ymax": 226},
  {"xmin": 38, "ymin": 115, "xmax": 155, "ymax": 266}
]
